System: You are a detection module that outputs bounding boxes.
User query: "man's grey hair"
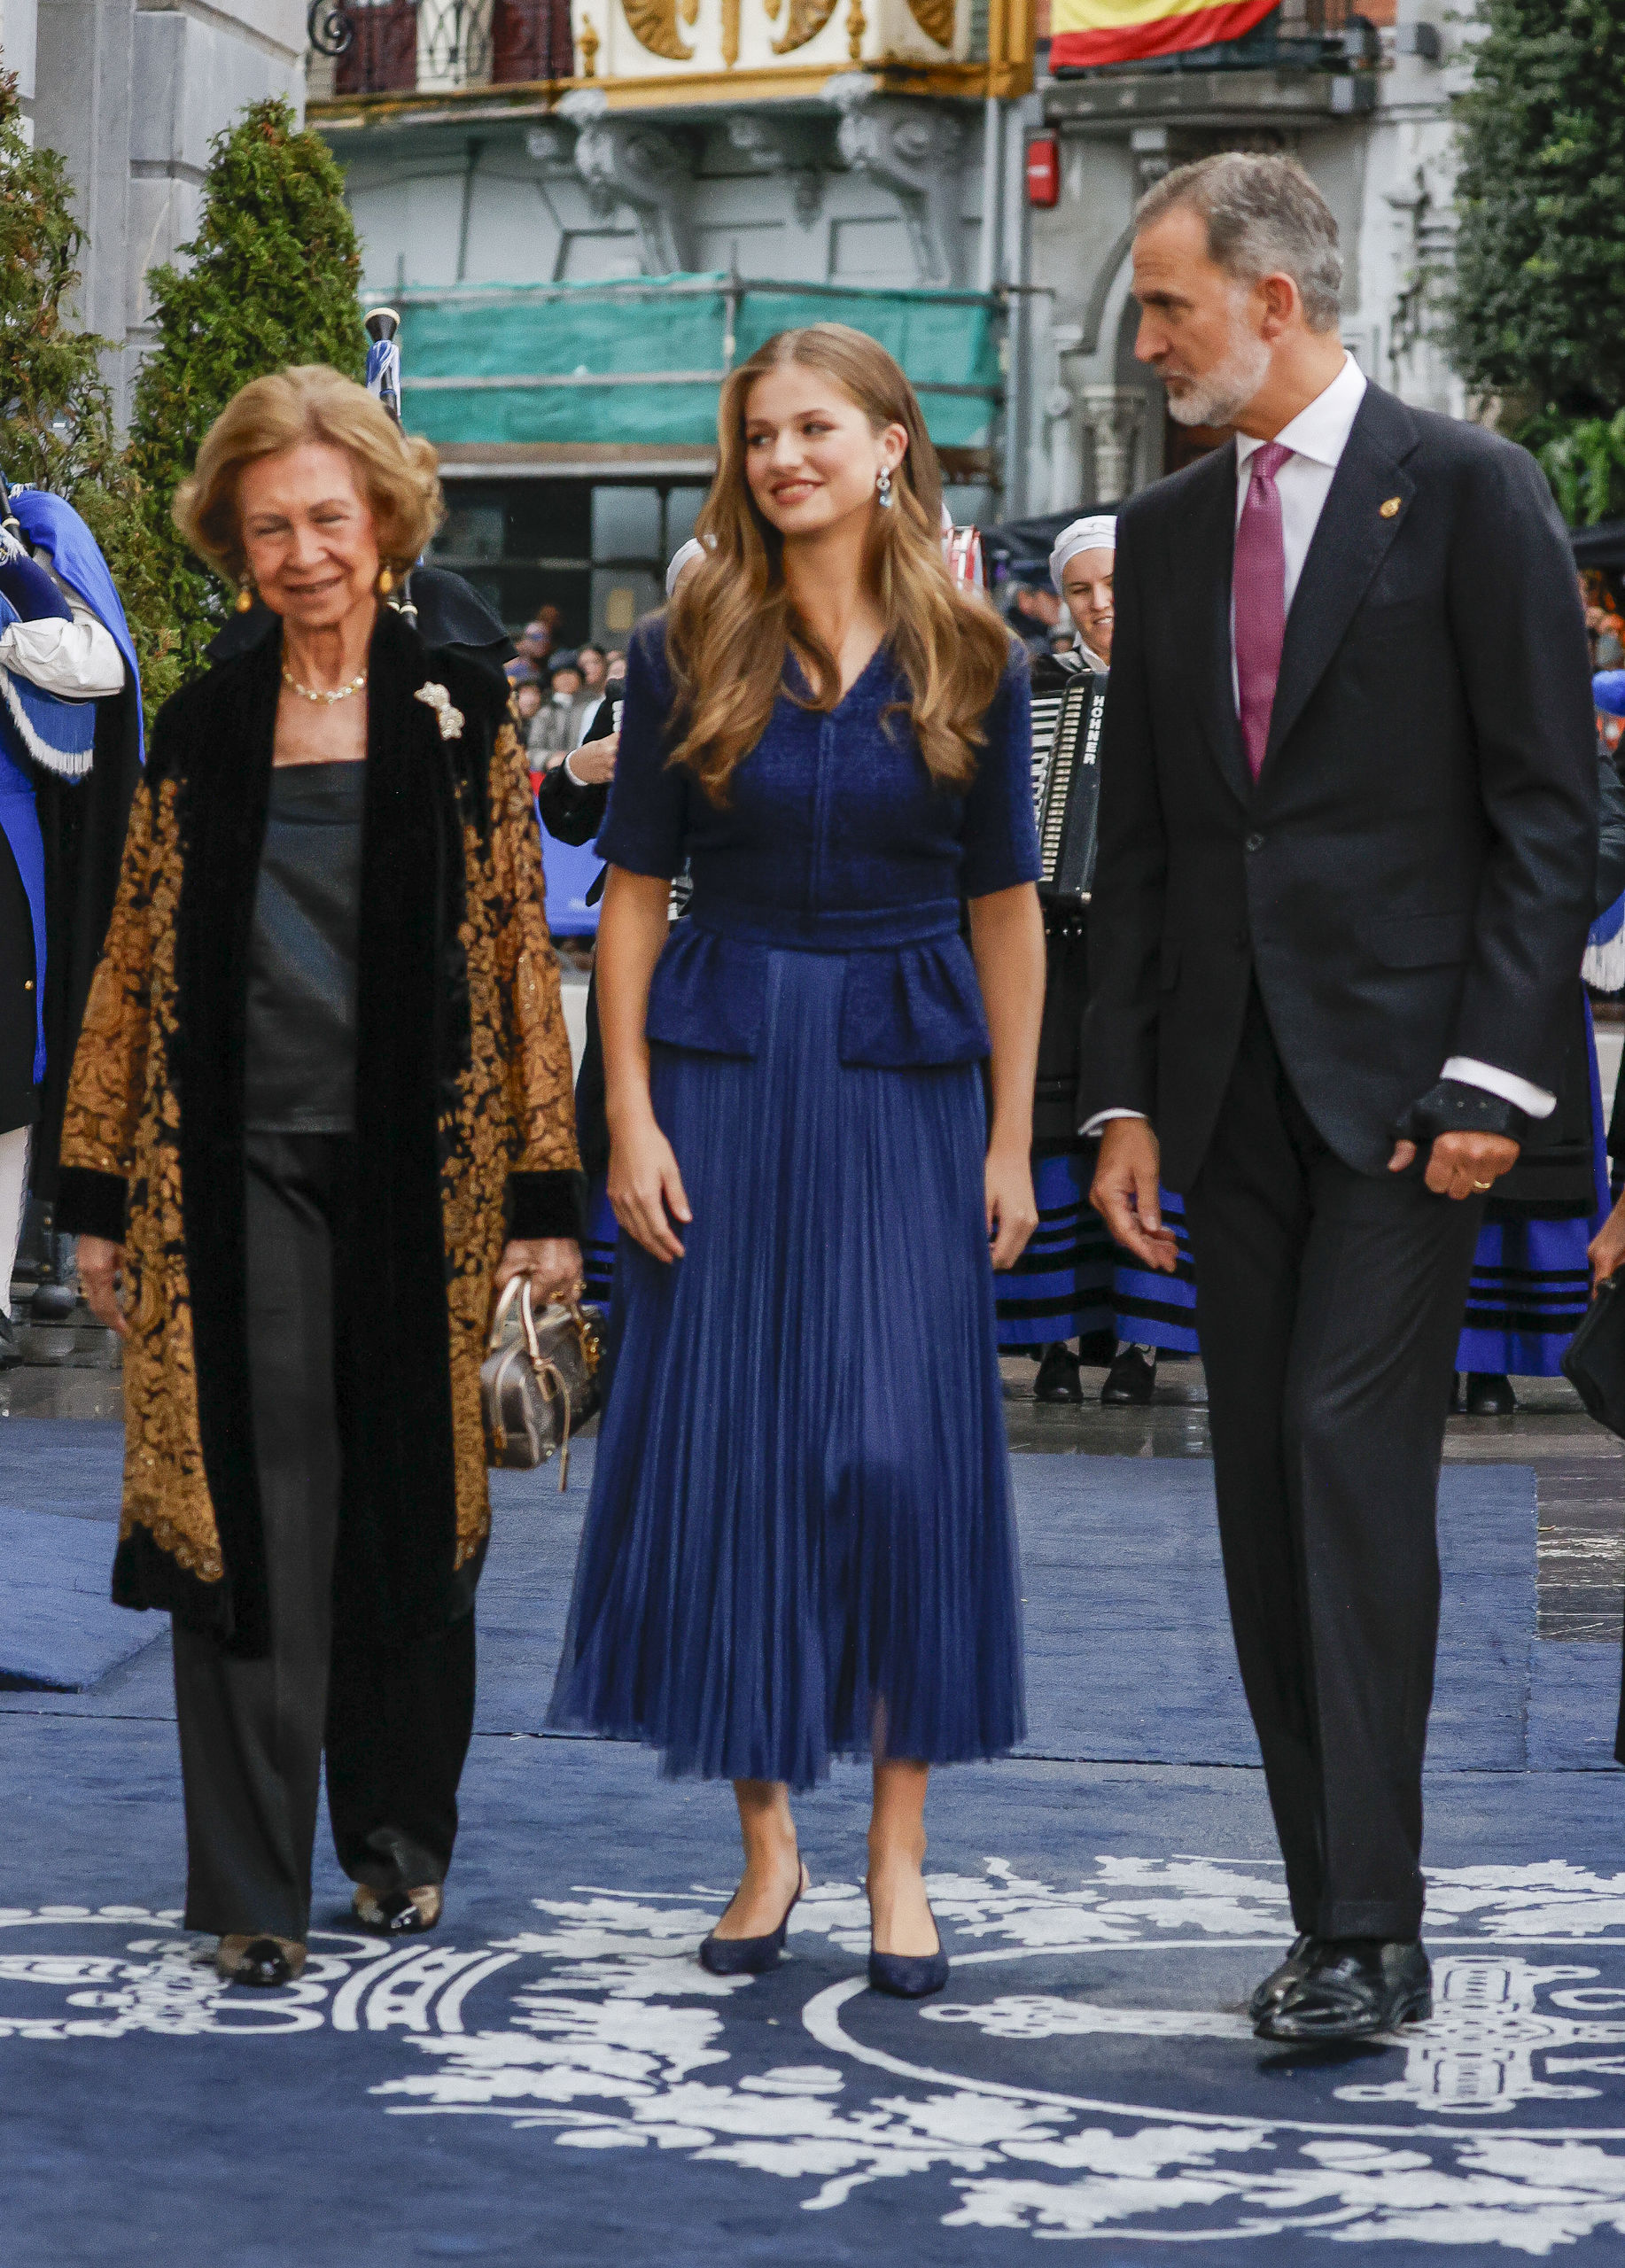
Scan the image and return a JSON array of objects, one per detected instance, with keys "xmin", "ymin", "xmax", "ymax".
[{"xmin": 1135, "ymin": 152, "xmax": 1343, "ymax": 333}]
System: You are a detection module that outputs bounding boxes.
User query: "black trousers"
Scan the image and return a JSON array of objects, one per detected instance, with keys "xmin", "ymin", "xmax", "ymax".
[
  {"xmin": 171, "ymin": 1132, "xmax": 476, "ymax": 1941},
  {"xmin": 1182, "ymin": 990, "xmax": 1483, "ymax": 1942}
]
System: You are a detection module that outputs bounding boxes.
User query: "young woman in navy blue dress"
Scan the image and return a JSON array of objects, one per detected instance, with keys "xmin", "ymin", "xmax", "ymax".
[{"xmin": 549, "ymin": 324, "xmax": 1044, "ymax": 1998}]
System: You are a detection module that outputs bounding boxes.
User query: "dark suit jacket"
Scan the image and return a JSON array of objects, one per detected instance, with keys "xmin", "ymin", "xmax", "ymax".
[
  {"xmin": 1078, "ymin": 383, "xmax": 1599, "ymax": 1185},
  {"xmin": 535, "ymin": 695, "xmax": 613, "ymax": 850}
]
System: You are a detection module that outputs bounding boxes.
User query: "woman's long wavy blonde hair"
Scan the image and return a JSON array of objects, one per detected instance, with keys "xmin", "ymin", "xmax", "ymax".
[{"xmin": 665, "ymin": 324, "xmax": 1013, "ymax": 803}]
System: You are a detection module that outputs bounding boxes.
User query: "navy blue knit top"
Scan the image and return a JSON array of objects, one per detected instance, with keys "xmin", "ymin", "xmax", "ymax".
[{"xmin": 595, "ymin": 619, "xmax": 1038, "ymax": 1068}]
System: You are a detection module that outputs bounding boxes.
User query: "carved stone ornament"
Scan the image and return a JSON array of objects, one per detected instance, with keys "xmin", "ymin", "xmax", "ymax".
[
  {"xmin": 725, "ymin": 115, "xmax": 827, "ymax": 223},
  {"xmin": 904, "ymin": 0, "xmax": 954, "ymax": 45},
  {"xmin": 574, "ymin": 120, "xmax": 696, "ymax": 273},
  {"xmin": 836, "ymin": 98, "xmax": 965, "ymax": 285},
  {"xmin": 619, "ymin": 0, "xmax": 693, "ymax": 63},
  {"xmin": 766, "ymin": 0, "xmax": 840, "ymax": 53}
]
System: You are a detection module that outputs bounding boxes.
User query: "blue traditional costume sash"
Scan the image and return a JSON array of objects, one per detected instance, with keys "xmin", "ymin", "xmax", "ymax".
[
  {"xmin": 7, "ymin": 487, "xmax": 144, "ymax": 763},
  {"xmin": 0, "ymin": 581, "xmax": 66, "ymax": 1084},
  {"xmin": 0, "ymin": 487, "xmax": 144, "ymax": 1091},
  {"xmin": 1584, "ymin": 890, "xmax": 1625, "ymax": 993}
]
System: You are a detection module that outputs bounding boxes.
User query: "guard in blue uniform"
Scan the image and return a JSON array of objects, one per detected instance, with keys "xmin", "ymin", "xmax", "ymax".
[{"xmin": 0, "ymin": 480, "xmax": 141, "ymax": 1349}]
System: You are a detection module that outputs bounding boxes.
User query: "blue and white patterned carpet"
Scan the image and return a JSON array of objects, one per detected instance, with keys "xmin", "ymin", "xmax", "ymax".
[{"xmin": 3, "ymin": 1424, "xmax": 1625, "ymax": 2264}]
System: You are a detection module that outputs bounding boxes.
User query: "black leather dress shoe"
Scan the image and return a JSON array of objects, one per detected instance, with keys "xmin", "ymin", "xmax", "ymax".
[
  {"xmin": 1256, "ymin": 1938, "xmax": 1431, "ymax": 2043},
  {"xmin": 353, "ymin": 1884, "xmax": 443, "ymax": 1936},
  {"xmin": 1247, "ymin": 1934, "xmax": 1319, "ymax": 2023},
  {"xmin": 1465, "ymin": 1371, "xmax": 1518, "ymax": 1417},
  {"xmin": 1033, "ymin": 1344, "xmax": 1084, "ymax": 1404},
  {"xmin": 215, "ymin": 1934, "xmax": 304, "ymax": 1988},
  {"xmin": 1101, "ymin": 1347, "xmax": 1156, "ymax": 1406}
]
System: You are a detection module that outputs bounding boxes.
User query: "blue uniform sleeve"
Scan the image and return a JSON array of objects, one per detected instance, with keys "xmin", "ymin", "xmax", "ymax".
[
  {"xmin": 594, "ymin": 618, "xmax": 688, "ymax": 878},
  {"xmin": 960, "ymin": 656, "xmax": 1040, "ymax": 897}
]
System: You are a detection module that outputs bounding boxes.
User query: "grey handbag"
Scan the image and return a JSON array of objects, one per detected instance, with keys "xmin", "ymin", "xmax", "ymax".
[{"xmin": 480, "ymin": 1278, "xmax": 604, "ymax": 1487}]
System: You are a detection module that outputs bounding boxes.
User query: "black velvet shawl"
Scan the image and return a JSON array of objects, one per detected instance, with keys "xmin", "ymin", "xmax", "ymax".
[{"xmin": 58, "ymin": 608, "xmax": 584, "ymax": 1653}]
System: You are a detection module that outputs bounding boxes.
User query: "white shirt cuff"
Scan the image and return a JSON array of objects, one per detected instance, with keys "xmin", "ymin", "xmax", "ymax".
[
  {"xmin": 0, "ymin": 588, "xmax": 125, "ymax": 700},
  {"xmin": 1080, "ymin": 1107, "xmax": 1148, "ymax": 1138},
  {"xmin": 1440, "ymin": 1057, "xmax": 1556, "ymax": 1120},
  {"xmin": 562, "ymin": 750, "xmax": 586, "ymax": 788}
]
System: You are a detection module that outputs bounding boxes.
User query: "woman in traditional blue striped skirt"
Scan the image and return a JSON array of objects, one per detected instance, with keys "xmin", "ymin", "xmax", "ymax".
[
  {"xmin": 548, "ymin": 326, "xmax": 1043, "ymax": 2002},
  {"xmin": 1454, "ymin": 992, "xmax": 1608, "ymax": 1410},
  {"xmin": 997, "ymin": 519, "xmax": 1200, "ymax": 1405}
]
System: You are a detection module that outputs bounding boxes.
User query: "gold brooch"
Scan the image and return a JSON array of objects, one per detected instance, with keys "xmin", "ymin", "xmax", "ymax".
[
  {"xmin": 1380, "ymin": 497, "xmax": 1402, "ymax": 519},
  {"xmin": 415, "ymin": 681, "xmax": 464, "ymax": 741}
]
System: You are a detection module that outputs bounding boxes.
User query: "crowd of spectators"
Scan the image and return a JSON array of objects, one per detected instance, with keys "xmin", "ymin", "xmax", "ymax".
[{"xmin": 506, "ymin": 610, "xmax": 627, "ymax": 774}]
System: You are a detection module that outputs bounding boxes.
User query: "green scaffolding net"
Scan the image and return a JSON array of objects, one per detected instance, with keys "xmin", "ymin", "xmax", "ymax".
[{"xmin": 394, "ymin": 275, "xmax": 1003, "ymax": 453}]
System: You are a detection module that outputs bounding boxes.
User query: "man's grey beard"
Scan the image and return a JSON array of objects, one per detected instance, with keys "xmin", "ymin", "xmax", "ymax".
[{"xmin": 1163, "ymin": 328, "xmax": 1271, "ymax": 429}]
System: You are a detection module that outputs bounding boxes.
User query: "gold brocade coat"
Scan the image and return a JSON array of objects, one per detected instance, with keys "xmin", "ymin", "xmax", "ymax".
[{"xmin": 55, "ymin": 607, "xmax": 583, "ymax": 1654}]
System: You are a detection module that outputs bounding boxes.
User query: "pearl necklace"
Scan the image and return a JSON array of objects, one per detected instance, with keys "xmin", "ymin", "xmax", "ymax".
[{"xmin": 281, "ymin": 662, "xmax": 367, "ymax": 705}]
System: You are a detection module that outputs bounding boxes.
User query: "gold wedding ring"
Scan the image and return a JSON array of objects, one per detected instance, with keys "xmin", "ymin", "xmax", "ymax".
[{"xmin": 1472, "ymin": 1178, "xmax": 1493, "ymax": 1191}]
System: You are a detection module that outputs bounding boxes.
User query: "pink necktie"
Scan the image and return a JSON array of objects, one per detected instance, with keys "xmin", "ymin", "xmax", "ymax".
[{"xmin": 1233, "ymin": 440, "xmax": 1291, "ymax": 781}]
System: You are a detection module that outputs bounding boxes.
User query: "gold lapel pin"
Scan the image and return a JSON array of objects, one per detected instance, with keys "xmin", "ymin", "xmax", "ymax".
[{"xmin": 1380, "ymin": 496, "xmax": 1402, "ymax": 519}]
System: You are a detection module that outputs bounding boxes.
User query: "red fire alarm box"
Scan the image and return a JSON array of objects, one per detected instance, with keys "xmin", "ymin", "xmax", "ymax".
[{"xmin": 1027, "ymin": 136, "xmax": 1060, "ymax": 209}]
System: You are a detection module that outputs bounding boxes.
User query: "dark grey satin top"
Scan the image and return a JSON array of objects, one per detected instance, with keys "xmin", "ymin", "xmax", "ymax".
[{"xmin": 244, "ymin": 761, "xmax": 366, "ymax": 1133}]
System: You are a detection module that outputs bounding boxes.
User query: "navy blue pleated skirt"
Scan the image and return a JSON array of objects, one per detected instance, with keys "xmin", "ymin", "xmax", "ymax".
[{"xmin": 548, "ymin": 946, "xmax": 1025, "ymax": 1788}]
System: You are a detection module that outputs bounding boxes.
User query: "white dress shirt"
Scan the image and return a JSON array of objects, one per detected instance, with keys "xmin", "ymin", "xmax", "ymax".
[
  {"xmin": 0, "ymin": 549, "xmax": 125, "ymax": 701},
  {"xmin": 1085, "ymin": 352, "xmax": 1552, "ymax": 1136}
]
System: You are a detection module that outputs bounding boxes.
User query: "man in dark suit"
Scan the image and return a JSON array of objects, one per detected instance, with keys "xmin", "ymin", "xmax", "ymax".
[{"xmin": 1083, "ymin": 152, "xmax": 1597, "ymax": 2042}]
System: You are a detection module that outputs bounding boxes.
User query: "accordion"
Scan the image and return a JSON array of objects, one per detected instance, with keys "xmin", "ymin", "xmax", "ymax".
[{"xmin": 1029, "ymin": 659, "xmax": 1107, "ymax": 907}]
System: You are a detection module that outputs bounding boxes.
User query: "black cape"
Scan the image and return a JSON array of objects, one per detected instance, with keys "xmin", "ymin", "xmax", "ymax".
[{"xmin": 32, "ymin": 676, "xmax": 143, "ymax": 1199}]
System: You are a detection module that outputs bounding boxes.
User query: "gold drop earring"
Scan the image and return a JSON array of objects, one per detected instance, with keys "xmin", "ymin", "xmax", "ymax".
[
  {"xmin": 235, "ymin": 573, "xmax": 255, "ymax": 613},
  {"xmin": 377, "ymin": 563, "xmax": 396, "ymax": 597}
]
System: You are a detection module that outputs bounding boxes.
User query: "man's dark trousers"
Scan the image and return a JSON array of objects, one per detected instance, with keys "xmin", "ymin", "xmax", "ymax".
[{"xmin": 1182, "ymin": 986, "xmax": 1483, "ymax": 1943}]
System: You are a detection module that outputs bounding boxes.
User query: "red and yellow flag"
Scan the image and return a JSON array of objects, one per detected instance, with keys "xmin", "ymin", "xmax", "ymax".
[{"xmin": 1049, "ymin": 0, "xmax": 1278, "ymax": 68}]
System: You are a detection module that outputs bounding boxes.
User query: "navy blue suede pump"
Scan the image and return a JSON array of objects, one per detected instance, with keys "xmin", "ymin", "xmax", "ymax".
[
  {"xmin": 699, "ymin": 1862, "xmax": 809, "ymax": 1977},
  {"xmin": 867, "ymin": 1896, "xmax": 950, "ymax": 2000}
]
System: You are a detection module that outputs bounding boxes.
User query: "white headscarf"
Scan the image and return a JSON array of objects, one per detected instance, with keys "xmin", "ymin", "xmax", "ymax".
[
  {"xmin": 665, "ymin": 537, "xmax": 708, "ymax": 597},
  {"xmin": 1049, "ymin": 514, "xmax": 1116, "ymax": 594}
]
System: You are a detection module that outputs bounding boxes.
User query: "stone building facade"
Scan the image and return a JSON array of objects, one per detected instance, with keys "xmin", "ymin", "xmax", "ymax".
[
  {"xmin": 1022, "ymin": 0, "xmax": 1468, "ymax": 513},
  {"xmin": 306, "ymin": 0, "xmax": 1034, "ymax": 634},
  {"xmin": 0, "ymin": 0, "xmax": 1473, "ymax": 562},
  {"xmin": 1, "ymin": 0, "xmax": 306, "ymax": 421}
]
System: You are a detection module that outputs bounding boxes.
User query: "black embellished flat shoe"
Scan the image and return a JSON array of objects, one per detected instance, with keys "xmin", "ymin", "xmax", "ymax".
[
  {"xmin": 1247, "ymin": 1934, "xmax": 1320, "ymax": 2023},
  {"xmin": 353, "ymin": 1884, "xmax": 443, "ymax": 1937},
  {"xmin": 215, "ymin": 1934, "xmax": 305, "ymax": 1988},
  {"xmin": 1033, "ymin": 1343, "xmax": 1084, "ymax": 1404},
  {"xmin": 1465, "ymin": 1371, "xmax": 1518, "ymax": 1417},
  {"xmin": 1256, "ymin": 1938, "xmax": 1431, "ymax": 2044},
  {"xmin": 868, "ymin": 1896, "xmax": 950, "ymax": 2000},
  {"xmin": 699, "ymin": 1862, "xmax": 808, "ymax": 1977},
  {"xmin": 1101, "ymin": 1346, "xmax": 1157, "ymax": 1407}
]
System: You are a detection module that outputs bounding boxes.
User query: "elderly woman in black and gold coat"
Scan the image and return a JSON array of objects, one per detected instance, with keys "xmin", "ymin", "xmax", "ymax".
[{"xmin": 55, "ymin": 366, "xmax": 584, "ymax": 1988}]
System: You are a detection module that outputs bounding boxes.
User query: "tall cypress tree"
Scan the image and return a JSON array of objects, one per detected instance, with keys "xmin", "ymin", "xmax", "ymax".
[
  {"xmin": 127, "ymin": 97, "xmax": 367, "ymax": 683},
  {"xmin": 1450, "ymin": 0, "xmax": 1625, "ymax": 519},
  {"xmin": 0, "ymin": 70, "xmax": 176, "ymax": 708}
]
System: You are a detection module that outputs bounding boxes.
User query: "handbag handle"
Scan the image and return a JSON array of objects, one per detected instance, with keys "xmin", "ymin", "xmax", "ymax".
[
  {"xmin": 486, "ymin": 1275, "xmax": 578, "ymax": 1490},
  {"xmin": 486, "ymin": 1273, "xmax": 600, "ymax": 1372},
  {"xmin": 517, "ymin": 1281, "xmax": 579, "ymax": 1492}
]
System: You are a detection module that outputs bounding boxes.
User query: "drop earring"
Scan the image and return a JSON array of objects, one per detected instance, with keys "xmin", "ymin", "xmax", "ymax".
[
  {"xmin": 235, "ymin": 574, "xmax": 255, "ymax": 613},
  {"xmin": 377, "ymin": 563, "xmax": 395, "ymax": 597},
  {"xmin": 876, "ymin": 467, "xmax": 894, "ymax": 509}
]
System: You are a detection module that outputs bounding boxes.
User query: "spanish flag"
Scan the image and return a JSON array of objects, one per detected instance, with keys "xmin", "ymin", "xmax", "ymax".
[{"xmin": 1050, "ymin": 0, "xmax": 1279, "ymax": 68}]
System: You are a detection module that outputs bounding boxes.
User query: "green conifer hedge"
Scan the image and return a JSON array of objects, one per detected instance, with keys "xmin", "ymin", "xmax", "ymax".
[
  {"xmin": 1450, "ymin": 0, "xmax": 1625, "ymax": 521},
  {"xmin": 126, "ymin": 97, "xmax": 366, "ymax": 687}
]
